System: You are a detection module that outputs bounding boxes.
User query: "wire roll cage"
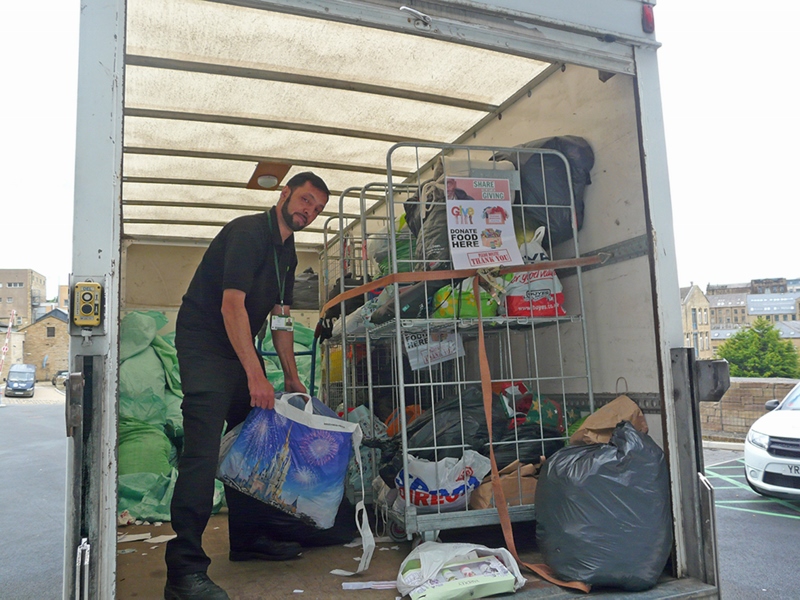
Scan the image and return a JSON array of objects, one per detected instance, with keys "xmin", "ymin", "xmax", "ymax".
[
  {"xmin": 321, "ymin": 142, "xmax": 594, "ymax": 539},
  {"xmin": 383, "ymin": 142, "xmax": 594, "ymax": 539}
]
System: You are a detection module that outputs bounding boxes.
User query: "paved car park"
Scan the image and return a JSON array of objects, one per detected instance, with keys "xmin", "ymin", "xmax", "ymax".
[
  {"xmin": 704, "ymin": 447, "xmax": 800, "ymax": 600},
  {"xmin": 1, "ymin": 381, "xmax": 65, "ymax": 406},
  {"xmin": 0, "ymin": 395, "xmax": 66, "ymax": 599}
]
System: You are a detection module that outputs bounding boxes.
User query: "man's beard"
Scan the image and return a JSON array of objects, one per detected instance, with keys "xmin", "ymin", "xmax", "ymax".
[{"xmin": 281, "ymin": 191, "xmax": 306, "ymax": 232}]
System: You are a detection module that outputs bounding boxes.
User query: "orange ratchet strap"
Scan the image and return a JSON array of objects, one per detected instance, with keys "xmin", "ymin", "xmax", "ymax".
[
  {"xmin": 319, "ymin": 255, "xmax": 601, "ymax": 320},
  {"xmin": 472, "ymin": 271, "xmax": 591, "ymax": 593}
]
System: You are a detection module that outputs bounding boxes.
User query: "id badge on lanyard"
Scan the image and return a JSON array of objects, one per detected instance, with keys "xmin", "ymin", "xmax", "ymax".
[
  {"xmin": 267, "ymin": 213, "xmax": 294, "ymax": 332},
  {"xmin": 271, "ymin": 311, "xmax": 294, "ymax": 332}
]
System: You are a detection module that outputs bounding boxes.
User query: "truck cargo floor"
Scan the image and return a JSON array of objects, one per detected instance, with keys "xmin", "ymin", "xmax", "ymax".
[{"xmin": 116, "ymin": 513, "xmax": 717, "ymax": 599}]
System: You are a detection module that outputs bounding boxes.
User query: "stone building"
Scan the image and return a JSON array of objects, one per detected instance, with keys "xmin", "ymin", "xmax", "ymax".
[
  {"xmin": 16, "ymin": 308, "xmax": 69, "ymax": 382},
  {"xmin": 680, "ymin": 284, "xmax": 712, "ymax": 359},
  {"xmin": 773, "ymin": 321, "xmax": 800, "ymax": 352},
  {"xmin": 750, "ymin": 278, "xmax": 787, "ymax": 294},
  {"xmin": 747, "ymin": 292, "xmax": 800, "ymax": 324},
  {"xmin": 0, "ymin": 331, "xmax": 25, "ymax": 381},
  {"xmin": 0, "ymin": 269, "xmax": 47, "ymax": 328},
  {"xmin": 58, "ymin": 284, "xmax": 70, "ymax": 312},
  {"xmin": 704, "ymin": 279, "xmax": 800, "ymax": 355},
  {"xmin": 706, "ymin": 282, "xmax": 749, "ymax": 296},
  {"xmin": 708, "ymin": 292, "xmax": 748, "ymax": 328}
]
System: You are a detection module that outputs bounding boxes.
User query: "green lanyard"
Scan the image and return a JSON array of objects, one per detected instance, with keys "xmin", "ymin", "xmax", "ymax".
[{"xmin": 267, "ymin": 213, "xmax": 289, "ymax": 313}]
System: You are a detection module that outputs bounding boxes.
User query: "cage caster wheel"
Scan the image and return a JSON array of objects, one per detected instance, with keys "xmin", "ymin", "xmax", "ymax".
[{"xmin": 388, "ymin": 521, "xmax": 407, "ymax": 542}]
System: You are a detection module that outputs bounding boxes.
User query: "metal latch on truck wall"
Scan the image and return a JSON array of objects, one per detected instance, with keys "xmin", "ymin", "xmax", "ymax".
[
  {"xmin": 694, "ymin": 359, "xmax": 730, "ymax": 403},
  {"xmin": 66, "ymin": 372, "xmax": 84, "ymax": 438}
]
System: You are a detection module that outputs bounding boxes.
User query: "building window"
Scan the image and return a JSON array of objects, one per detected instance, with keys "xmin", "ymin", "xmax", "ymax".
[
  {"xmin": 47, "ymin": 327, "xmax": 56, "ymax": 338},
  {"xmin": 6, "ymin": 297, "xmax": 11, "ymax": 303},
  {"xmin": 692, "ymin": 308, "xmax": 697, "ymax": 329},
  {"xmin": 734, "ymin": 317, "xmax": 738, "ymax": 323},
  {"xmin": 7, "ymin": 282, "xmax": 23, "ymax": 288},
  {"xmin": 704, "ymin": 309, "xmax": 708, "ymax": 324}
]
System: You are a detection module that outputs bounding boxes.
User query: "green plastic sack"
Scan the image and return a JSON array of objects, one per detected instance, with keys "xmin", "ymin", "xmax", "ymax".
[
  {"xmin": 431, "ymin": 281, "xmax": 499, "ymax": 318},
  {"xmin": 118, "ymin": 470, "xmax": 226, "ymax": 523},
  {"xmin": 258, "ymin": 322, "xmax": 321, "ymax": 392},
  {"xmin": 152, "ymin": 334, "xmax": 182, "ymax": 397},
  {"xmin": 119, "ymin": 347, "xmax": 167, "ymax": 426},
  {"xmin": 120, "ymin": 311, "xmax": 168, "ymax": 361},
  {"xmin": 118, "ymin": 418, "xmax": 173, "ymax": 476},
  {"xmin": 164, "ymin": 391, "xmax": 184, "ymax": 442}
]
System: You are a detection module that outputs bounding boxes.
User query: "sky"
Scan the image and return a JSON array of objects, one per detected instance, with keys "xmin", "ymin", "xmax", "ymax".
[{"xmin": 1, "ymin": 2, "xmax": 797, "ymax": 299}]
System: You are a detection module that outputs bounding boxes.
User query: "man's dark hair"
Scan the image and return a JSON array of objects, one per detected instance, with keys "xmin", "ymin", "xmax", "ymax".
[{"xmin": 286, "ymin": 171, "xmax": 330, "ymax": 198}]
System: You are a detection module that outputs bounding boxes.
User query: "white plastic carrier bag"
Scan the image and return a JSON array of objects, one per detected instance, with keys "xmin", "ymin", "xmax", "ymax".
[
  {"xmin": 393, "ymin": 449, "xmax": 491, "ymax": 513},
  {"xmin": 502, "ymin": 226, "xmax": 566, "ymax": 317},
  {"xmin": 397, "ymin": 541, "xmax": 526, "ymax": 599}
]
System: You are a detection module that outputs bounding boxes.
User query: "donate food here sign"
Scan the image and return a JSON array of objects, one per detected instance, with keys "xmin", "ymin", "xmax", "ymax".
[{"xmin": 444, "ymin": 177, "xmax": 523, "ymax": 269}]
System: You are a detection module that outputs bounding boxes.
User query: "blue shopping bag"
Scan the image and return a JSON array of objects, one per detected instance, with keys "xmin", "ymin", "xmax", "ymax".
[{"xmin": 218, "ymin": 393, "xmax": 362, "ymax": 530}]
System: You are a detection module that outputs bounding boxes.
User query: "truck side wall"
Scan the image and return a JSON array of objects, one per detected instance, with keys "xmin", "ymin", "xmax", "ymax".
[{"xmin": 467, "ymin": 64, "xmax": 658, "ymax": 397}]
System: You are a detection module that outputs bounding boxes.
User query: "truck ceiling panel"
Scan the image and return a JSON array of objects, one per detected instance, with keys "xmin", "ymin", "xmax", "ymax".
[
  {"xmin": 122, "ymin": 156, "xmax": 407, "ymax": 191},
  {"xmin": 123, "ymin": 222, "xmax": 331, "ymax": 246},
  {"xmin": 126, "ymin": 0, "xmax": 548, "ymax": 106},
  {"xmin": 122, "ymin": 0, "xmax": 553, "ymax": 244},
  {"xmin": 124, "ymin": 67, "xmax": 491, "ymax": 142},
  {"xmin": 122, "ymin": 182, "xmax": 379, "ymax": 216},
  {"xmin": 123, "ymin": 116, "xmax": 440, "ymax": 173}
]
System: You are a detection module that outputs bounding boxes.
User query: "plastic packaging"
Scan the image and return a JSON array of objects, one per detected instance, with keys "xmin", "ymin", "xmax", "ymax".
[
  {"xmin": 431, "ymin": 278, "xmax": 500, "ymax": 319},
  {"xmin": 396, "ymin": 542, "xmax": 526, "ymax": 597}
]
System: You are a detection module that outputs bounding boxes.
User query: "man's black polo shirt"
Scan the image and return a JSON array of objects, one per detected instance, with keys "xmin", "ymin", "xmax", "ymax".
[{"xmin": 176, "ymin": 206, "xmax": 297, "ymax": 359}]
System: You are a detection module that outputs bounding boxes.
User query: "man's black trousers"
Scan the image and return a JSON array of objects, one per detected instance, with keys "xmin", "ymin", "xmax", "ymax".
[{"xmin": 164, "ymin": 340, "xmax": 272, "ymax": 577}]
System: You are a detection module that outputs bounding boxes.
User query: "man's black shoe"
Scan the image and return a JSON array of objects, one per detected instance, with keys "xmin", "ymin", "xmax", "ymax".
[
  {"xmin": 164, "ymin": 572, "xmax": 229, "ymax": 600},
  {"xmin": 229, "ymin": 538, "xmax": 303, "ymax": 562}
]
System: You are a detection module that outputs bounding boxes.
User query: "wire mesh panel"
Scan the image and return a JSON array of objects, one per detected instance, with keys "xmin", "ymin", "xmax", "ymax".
[{"xmin": 322, "ymin": 143, "xmax": 594, "ymax": 538}]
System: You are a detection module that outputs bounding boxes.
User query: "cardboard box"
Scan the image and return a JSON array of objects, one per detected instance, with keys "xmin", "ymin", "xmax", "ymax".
[{"xmin": 469, "ymin": 460, "xmax": 539, "ymax": 509}]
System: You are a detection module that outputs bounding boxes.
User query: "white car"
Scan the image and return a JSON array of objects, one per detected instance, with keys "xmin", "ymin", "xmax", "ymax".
[{"xmin": 744, "ymin": 381, "xmax": 800, "ymax": 499}]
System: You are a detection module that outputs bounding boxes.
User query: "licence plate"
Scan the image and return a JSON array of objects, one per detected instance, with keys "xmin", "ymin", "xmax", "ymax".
[{"xmin": 785, "ymin": 464, "xmax": 800, "ymax": 477}]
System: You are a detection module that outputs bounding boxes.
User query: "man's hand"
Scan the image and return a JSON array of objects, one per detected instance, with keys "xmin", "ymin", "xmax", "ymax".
[
  {"xmin": 284, "ymin": 377, "xmax": 307, "ymax": 395},
  {"xmin": 248, "ymin": 371, "xmax": 276, "ymax": 409}
]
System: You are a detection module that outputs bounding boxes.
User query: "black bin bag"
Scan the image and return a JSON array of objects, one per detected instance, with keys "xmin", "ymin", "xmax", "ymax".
[
  {"xmin": 535, "ymin": 421, "xmax": 672, "ymax": 591},
  {"xmin": 493, "ymin": 135, "xmax": 594, "ymax": 248}
]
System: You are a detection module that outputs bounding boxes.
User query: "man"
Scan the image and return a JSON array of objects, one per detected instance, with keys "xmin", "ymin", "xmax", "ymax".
[{"xmin": 164, "ymin": 172, "xmax": 329, "ymax": 600}]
